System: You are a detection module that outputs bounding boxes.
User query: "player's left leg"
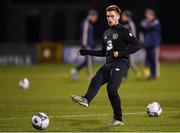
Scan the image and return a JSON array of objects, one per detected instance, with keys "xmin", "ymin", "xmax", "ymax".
[
  {"xmin": 76, "ymin": 56, "xmax": 88, "ymax": 71},
  {"xmin": 86, "ymin": 55, "xmax": 93, "ymax": 81},
  {"xmin": 107, "ymin": 61, "xmax": 128, "ymax": 125},
  {"xmin": 129, "ymin": 54, "xmax": 141, "ymax": 78},
  {"xmin": 149, "ymin": 47, "xmax": 158, "ymax": 79},
  {"xmin": 71, "ymin": 56, "xmax": 88, "ymax": 80},
  {"xmin": 155, "ymin": 47, "xmax": 160, "ymax": 77},
  {"xmin": 144, "ymin": 48, "xmax": 150, "ymax": 78}
]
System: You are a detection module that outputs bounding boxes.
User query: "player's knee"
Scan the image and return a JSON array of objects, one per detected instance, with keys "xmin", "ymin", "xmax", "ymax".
[
  {"xmin": 89, "ymin": 76, "xmax": 100, "ymax": 86},
  {"xmin": 107, "ymin": 87, "xmax": 118, "ymax": 96},
  {"xmin": 91, "ymin": 76, "xmax": 97, "ymax": 82}
]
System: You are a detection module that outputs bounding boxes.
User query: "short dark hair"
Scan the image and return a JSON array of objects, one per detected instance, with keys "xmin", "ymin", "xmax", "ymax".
[
  {"xmin": 145, "ymin": 8, "xmax": 156, "ymax": 17},
  {"xmin": 122, "ymin": 10, "xmax": 132, "ymax": 18},
  {"xmin": 88, "ymin": 9, "xmax": 98, "ymax": 16},
  {"xmin": 106, "ymin": 5, "xmax": 121, "ymax": 15}
]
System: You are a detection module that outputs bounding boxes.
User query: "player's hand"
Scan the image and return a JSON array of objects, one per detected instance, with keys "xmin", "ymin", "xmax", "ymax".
[
  {"xmin": 113, "ymin": 51, "xmax": 119, "ymax": 58},
  {"xmin": 76, "ymin": 49, "xmax": 81, "ymax": 56}
]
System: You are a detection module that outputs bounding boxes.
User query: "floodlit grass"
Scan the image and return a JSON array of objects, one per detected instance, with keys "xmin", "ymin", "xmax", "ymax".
[{"xmin": 0, "ymin": 63, "xmax": 180, "ymax": 131}]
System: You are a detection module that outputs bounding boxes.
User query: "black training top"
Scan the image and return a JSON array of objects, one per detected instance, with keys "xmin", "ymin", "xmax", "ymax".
[{"xmin": 80, "ymin": 24, "xmax": 141, "ymax": 64}]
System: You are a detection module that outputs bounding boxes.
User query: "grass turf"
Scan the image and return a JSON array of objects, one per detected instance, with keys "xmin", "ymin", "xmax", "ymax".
[{"xmin": 0, "ymin": 63, "xmax": 180, "ymax": 132}]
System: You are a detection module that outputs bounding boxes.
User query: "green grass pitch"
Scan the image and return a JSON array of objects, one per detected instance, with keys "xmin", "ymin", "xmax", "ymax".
[{"xmin": 0, "ymin": 63, "xmax": 180, "ymax": 132}]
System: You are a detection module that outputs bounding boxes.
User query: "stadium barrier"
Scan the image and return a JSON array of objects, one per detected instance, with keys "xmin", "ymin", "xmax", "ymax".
[
  {"xmin": 62, "ymin": 45, "xmax": 180, "ymax": 63},
  {"xmin": 0, "ymin": 43, "xmax": 180, "ymax": 65},
  {"xmin": 37, "ymin": 42, "xmax": 62, "ymax": 63},
  {"xmin": 160, "ymin": 45, "xmax": 180, "ymax": 62},
  {"xmin": 62, "ymin": 46, "xmax": 145, "ymax": 64},
  {"xmin": 0, "ymin": 43, "xmax": 38, "ymax": 66}
]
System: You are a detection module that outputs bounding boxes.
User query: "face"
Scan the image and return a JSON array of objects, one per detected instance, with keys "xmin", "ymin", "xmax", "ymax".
[
  {"xmin": 145, "ymin": 11, "xmax": 155, "ymax": 22},
  {"xmin": 106, "ymin": 11, "xmax": 120, "ymax": 26},
  {"xmin": 89, "ymin": 15, "xmax": 98, "ymax": 23},
  {"xmin": 121, "ymin": 14, "xmax": 129, "ymax": 22}
]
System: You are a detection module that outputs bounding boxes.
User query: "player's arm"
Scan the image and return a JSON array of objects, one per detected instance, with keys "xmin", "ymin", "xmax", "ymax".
[
  {"xmin": 141, "ymin": 20, "xmax": 160, "ymax": 33},
  {"xmin": 121, "ymin": 29, "xmax": 141, "ymax": 55},
  {"xmin": 79, "ymin": 42, "xmax": 106, "ymax": 57}
]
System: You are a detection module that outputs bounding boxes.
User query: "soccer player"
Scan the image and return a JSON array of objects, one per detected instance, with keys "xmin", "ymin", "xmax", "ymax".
[
  {"xmin": 70, "ymin": 10, "xmax": 98, "ymax": 80},
  {"xmin": 71, "ymin": 5, "xmax": 141, "ymax": 126},
  {"xmin": 121, "ymin": 10, "xmax": 141, "ymax": 79},
  {"xmin": 139, "ymin": 9, "xmax": 161, "ymax": 79}
]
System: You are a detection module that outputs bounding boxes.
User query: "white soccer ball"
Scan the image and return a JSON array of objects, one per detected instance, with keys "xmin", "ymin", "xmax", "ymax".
[
  {"xmin": 146, "ymin": 102, "xmax": 162, "ymax": 117},
  {"xmin": 19, "ymin": 78, "xmax": 29, "ymax": 90},
  {"xmin": 32, "ymin": 112, "xmax": 49, "ymax": 130}
]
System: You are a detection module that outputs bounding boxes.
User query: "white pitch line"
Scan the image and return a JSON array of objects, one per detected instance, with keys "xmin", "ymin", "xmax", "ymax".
[
  {"xmin": 49, "ymin": 113, "xmax": 109, "ymax": 118},
  {"xmin": 50, "ymin": 112, "xmax": 146, "ymax": 118},
  {"xmin": 0, "ymin": 117, "xmax": 26, "ymax": 120},
  {"xmin": 0, "ymin": 112, "xmax": 146, "ymax": 121}
]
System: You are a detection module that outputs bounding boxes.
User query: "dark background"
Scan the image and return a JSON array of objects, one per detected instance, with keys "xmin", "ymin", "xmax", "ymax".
[{"xmin": 0, "ymin": 0, "xmax": 179, "ymax": 44}]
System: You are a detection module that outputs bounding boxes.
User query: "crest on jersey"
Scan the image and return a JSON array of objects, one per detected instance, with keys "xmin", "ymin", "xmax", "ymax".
[{"xmin": 112, "ymin": 33, "xmax": 118, "ymax": 40}]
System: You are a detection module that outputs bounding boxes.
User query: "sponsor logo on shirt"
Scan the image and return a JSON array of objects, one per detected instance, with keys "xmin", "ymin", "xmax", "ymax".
[
  {"xmin": 129, "ymin": 33, "xmax": 133, "ymax": 37},
  {"xmin": 115, "ymin": 68, "xmax": 120, "ymax": 71}
]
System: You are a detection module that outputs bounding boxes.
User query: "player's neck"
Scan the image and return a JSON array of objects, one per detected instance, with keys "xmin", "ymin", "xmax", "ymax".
[{"xmin": 110, "ymin": 22, "xmax": 119, "ymax": 28}]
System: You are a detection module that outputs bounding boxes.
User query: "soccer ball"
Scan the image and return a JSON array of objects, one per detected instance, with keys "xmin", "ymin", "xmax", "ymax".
[
  {"xmin": 32, "ymin": 112, "xmax": 49, "ymax": 130},
  {"xmin": 19, "ymin": 78, "xmax": 29, "ymax": 90},
  {"xmin": 146, "ymin": 102, "xmax": 162, "ymax": 117}
]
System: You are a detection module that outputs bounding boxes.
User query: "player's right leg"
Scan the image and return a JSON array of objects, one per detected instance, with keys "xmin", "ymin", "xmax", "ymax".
[
  {"xmin": 71, "ymin": 64, "xmax": 109, "ymax": 108},
  {"xmin": 71, "ymin": 95, "xmax": 89, "ymax": 108}
]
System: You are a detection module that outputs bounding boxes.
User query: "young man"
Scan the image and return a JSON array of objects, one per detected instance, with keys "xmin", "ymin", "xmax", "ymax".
[
  {"xmin": 121, "ymin": 10, "xmax": 141, "ymax": 79},
  {"xmin": 70, "ymin": 10, "xmax": 98, "ymax": 80},
  {"xmin": 139, "ymin": 9, "xmax": 161, "ymax": 79},
  {"xmin": 71, "ymin": 5, "xmax": 141, "ymax": 126}
]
